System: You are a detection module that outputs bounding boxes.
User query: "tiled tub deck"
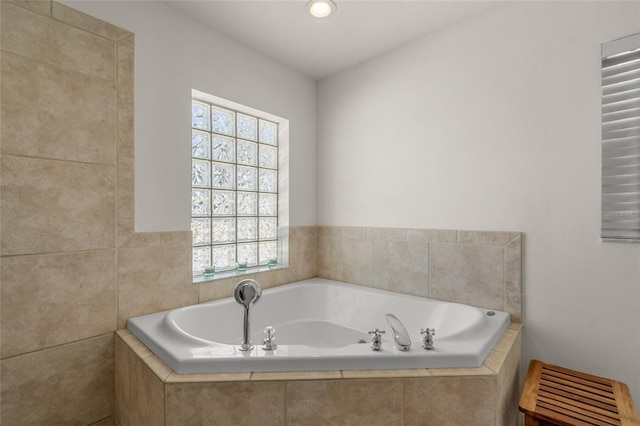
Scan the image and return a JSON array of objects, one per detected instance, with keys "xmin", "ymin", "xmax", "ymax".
[{"xmin": 115, "ymin": 323, "xmax": 522, "ymax": 426}]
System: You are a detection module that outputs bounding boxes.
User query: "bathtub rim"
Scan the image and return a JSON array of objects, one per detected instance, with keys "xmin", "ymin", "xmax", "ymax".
[{"xmin": 116, "ymin": 321, "xmax": 522, "ymax": 383}]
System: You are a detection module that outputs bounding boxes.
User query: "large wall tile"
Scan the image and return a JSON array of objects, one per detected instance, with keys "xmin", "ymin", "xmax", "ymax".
[
  {"xmin": 51, "ymin": 2, "xmax": 132, "ymax": 41},
  {"xmin": 1, "ymin": 250, "xmax": 116, "ymax": 358},
  {"xmin": 316, "ymin": 236, "xmax": 373, "ymax": 286},
  {"xmin": 407, "ymin": 228, "xmax": 457, "ymax": 243},
  {"xmin": 317, "ymin": 226, "xmax": 367, "ymax": 238},
  {"xmin": 430, "ymin": 243, "xmax": 505, "ymax": 310},
  {"xmin": 294, "ymin": 233, "xmax": 317, "ymax": 280},
  {"xmin": 130, "ymin": 351, "xmax": 165, "ymax": 426},
  {"xmin": 505, "ymin": 234, "xmax": 523, "ymax": 322},
  {"xmin": 1, "ymin": 52, "xmax": 116, "ymax": 164},
  {"xmin": 165, "ymin": 381, "xmax": 285, "ymax": 426},
  {"xmin": 286, "ymin": 379, "xmax": 402, "ymax": 425},
  {"xmin": 367, "ymin": 226, "xmax": 407, "ymax": 241},
  {"xmin": 0, "ymin": 334, "xmax": 114, "ymax": 425},
  {"xmin": 331, "ymin": 237, "xmax": 373, "ymax": 286},
  {"xmin": 118, "ymin": 243, "xmax": 197, "ymax": 327},
  {"xmin": 117, "ymin": 155, "xmax": 135, "ymax": 227},
  {"xmin": 505, "ymin": 234, "xmax": 522, "ymax": 293},
  {"xmin": 497, "ymin": 331, "xmax": 523, "ymax": 426},
  {"xmin": 373, "ymin": 239, "xmax": 429, "ymax": 297},
  {"xmin": 1, "ymin": 2, "xmax": 115, "ymax": 80},
  {"xmin": 457, "ymin": 230, "xmax": 520, "ymax": 246},
  {"xmin": 116, "ymin": 36, "xmax": 135, "ymax": 235},
  {"xmin": 1, "ymin": 156, "xmax": 116, "ymax": 256},
  {"xmin": 7, "ymin": 0, "xmax": 50, "ymax": 16},
  {"xmin": 316, "ymin": 235, "xmax": 333, "ymax": 279},
  {"xmin": 115, "ymin": 335, "xmax": 131, "ymax": 426},
  {"xmin": 403, "ymin": 376, "xmax": 496, "ymax": 425}
]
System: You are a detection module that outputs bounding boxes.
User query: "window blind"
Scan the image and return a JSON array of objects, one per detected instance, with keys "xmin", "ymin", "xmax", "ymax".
[{"xmin": 602, "ymin": 33, "xmax": 640, "ymax": 240}]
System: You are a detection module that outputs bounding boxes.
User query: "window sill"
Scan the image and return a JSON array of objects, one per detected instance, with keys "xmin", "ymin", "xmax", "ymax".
[{"xmin": 192, "ymin": 264, "xmax": 288, "ymax": 284}]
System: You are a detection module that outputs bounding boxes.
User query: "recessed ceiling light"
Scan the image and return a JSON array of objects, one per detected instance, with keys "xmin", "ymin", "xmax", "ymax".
[{"xmin": 306, "ymin": 0, "xmax": 337, "ymax": 18}]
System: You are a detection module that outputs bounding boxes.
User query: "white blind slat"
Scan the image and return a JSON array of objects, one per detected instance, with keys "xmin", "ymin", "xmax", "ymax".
[
  {"xmin": 602, "ymin": 145, "xmax": 640, "ymax": 158},
  {"xmin": 603, "ymin": 108, "xmax": 640, "ymax": 123},
  {"xmin": 601, "ymin": 229, "xmax": 640, "ymax": 239},
  {"xmin": 603, "ymin": 98, "xmax": 640, "ymax": 115},
  {"xmin": 602, "ymin": 136, "xmax": 640, "ymax": 149},
  {"xmin": 603, "ymin": 82, "xmax": 640, "ymax": 98},
  {"xmin": 603, "ymin": 174, "xmax": 640, "ymax": 187},
  {"xmin": 602, "ymin": 118, "xmax": 640, "ymax": 133},
  {"xmin": 603, "ymin": 127, "xmax": 640, "ymax": 140},
  {"xmin": 602, "ymin": 88, "xmax": 640, "ymax": 105},
  {"xmin": 602, "ymin": 58, "xmax": 640, "ymax": 78},
  {"xmin": 602, "ymin": 183, "xmax": 640, "ymax": 194},
  {"xmin": 602, "ymin": 156, "xmax": 640, "ymax": 169},
  {"xmin": 602, "ymin": 68, "xmax": 640, "ymax": 86}
]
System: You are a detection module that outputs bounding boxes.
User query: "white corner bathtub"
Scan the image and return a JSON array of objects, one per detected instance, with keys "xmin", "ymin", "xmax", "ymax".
[{"xmin": 127, "ymin": 278, "xmax": 511, "ymax": 374}]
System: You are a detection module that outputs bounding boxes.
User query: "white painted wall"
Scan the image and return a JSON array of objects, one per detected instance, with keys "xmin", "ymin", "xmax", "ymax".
[
  {"xmin": 62, "ymin": 0, "xmax": 318, "ymax": 230},
  {"xmin": 317, "ymin": 1, "xmax": 640, "ymax": 407}
]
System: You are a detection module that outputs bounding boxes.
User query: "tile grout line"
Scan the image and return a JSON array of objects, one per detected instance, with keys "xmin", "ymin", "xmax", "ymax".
[{"xmin": 115, "ymin": 35, "xmax": 121, "ymax": 345}]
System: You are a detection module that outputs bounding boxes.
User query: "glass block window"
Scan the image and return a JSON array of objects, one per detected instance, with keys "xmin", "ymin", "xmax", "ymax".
[{"xmin": 192, "ymin": 98, "xmax": 279, "ymax": 275}]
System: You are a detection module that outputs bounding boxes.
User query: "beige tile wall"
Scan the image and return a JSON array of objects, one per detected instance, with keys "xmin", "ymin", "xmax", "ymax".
[
  {"xmin": 1, "ymin": 2, "xmax": 214, "ymax": 424},
  {"xmin": 115, "ymin": 324, "xmax": 523, "ymax": 425},
  {"xmin": 0, "ymin": 2, "xmax": 131, "ymax": 424},
  {"xmin": 317, "ymin": 226, "xmax": 523, "ymax": 321}
]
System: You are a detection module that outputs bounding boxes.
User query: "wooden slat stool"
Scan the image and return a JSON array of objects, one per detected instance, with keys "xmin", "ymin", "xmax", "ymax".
[{"xmin": 519, "ymin": 360, "xmax": 640, "ymax": 425}]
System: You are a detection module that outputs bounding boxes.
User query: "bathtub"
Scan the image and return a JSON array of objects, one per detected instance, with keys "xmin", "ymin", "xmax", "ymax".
[{"xmin": 127, "ymin": 278, "xmax": 511, "ymax": 374}]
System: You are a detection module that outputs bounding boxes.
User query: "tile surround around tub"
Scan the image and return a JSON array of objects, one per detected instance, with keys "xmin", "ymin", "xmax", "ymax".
[
  {"xmin": 317, "ymin": 226, "xmax": 523, "ymax": 321},
  {"xmin": 403, "ymin": 376, "xmax": 496, "ymax": 425},
  {"xmin": 165, "ymin": 381, "xmax": 286, "ymax": 426},
  {"xmin": 115, "ymin": 324, "xmax": 523, "ymax": 425}
]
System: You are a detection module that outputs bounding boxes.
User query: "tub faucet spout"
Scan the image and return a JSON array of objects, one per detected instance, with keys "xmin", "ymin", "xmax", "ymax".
[
  {"xmin": 234, "ymin": 279, "xmax": 262, "ymax": 351},
  {"xmin": 385, "ymin": 314, "xmax": 411, "ymax": 351}
]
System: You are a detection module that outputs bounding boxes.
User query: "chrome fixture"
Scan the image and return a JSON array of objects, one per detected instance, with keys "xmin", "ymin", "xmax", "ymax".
[
  {"xmin": 306, "ymin": 0, "xmax": 336, "ymax": 18},
  {"xmin": 385, "ymin": 314, "xmax": 411, "ymax": 351},
  {"xmin": 421, "ymin": 328, "xmax": 436, "ymax": 351},
  {"xmin": 368, "ymin": 328, "xmax": 385, "ymax": 351},
  {"xmin": 234, "ymin": 279, "xmax": 262, "ymax": 351},
  {"xmin": 262, "ymin": 326, "xmax": 277, "ymax": 351}
]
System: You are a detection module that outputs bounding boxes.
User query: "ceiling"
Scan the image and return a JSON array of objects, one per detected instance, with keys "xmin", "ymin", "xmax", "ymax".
[{"xmin": 163, "ymin": 0, "xmax": 501, "ymax": 80}]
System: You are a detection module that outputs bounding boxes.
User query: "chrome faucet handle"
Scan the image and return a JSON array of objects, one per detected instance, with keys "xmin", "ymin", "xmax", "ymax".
[
  {"xmin": 368, "ymin": 328, "xmax": 385, "ymax": 352},
  {"xmin": 262, "ymin": 326, "xmax": 277, "ymax": 351},
  {"xmin": 420, "ymin": 328, "xmax": 436, "ymax": 351}
]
